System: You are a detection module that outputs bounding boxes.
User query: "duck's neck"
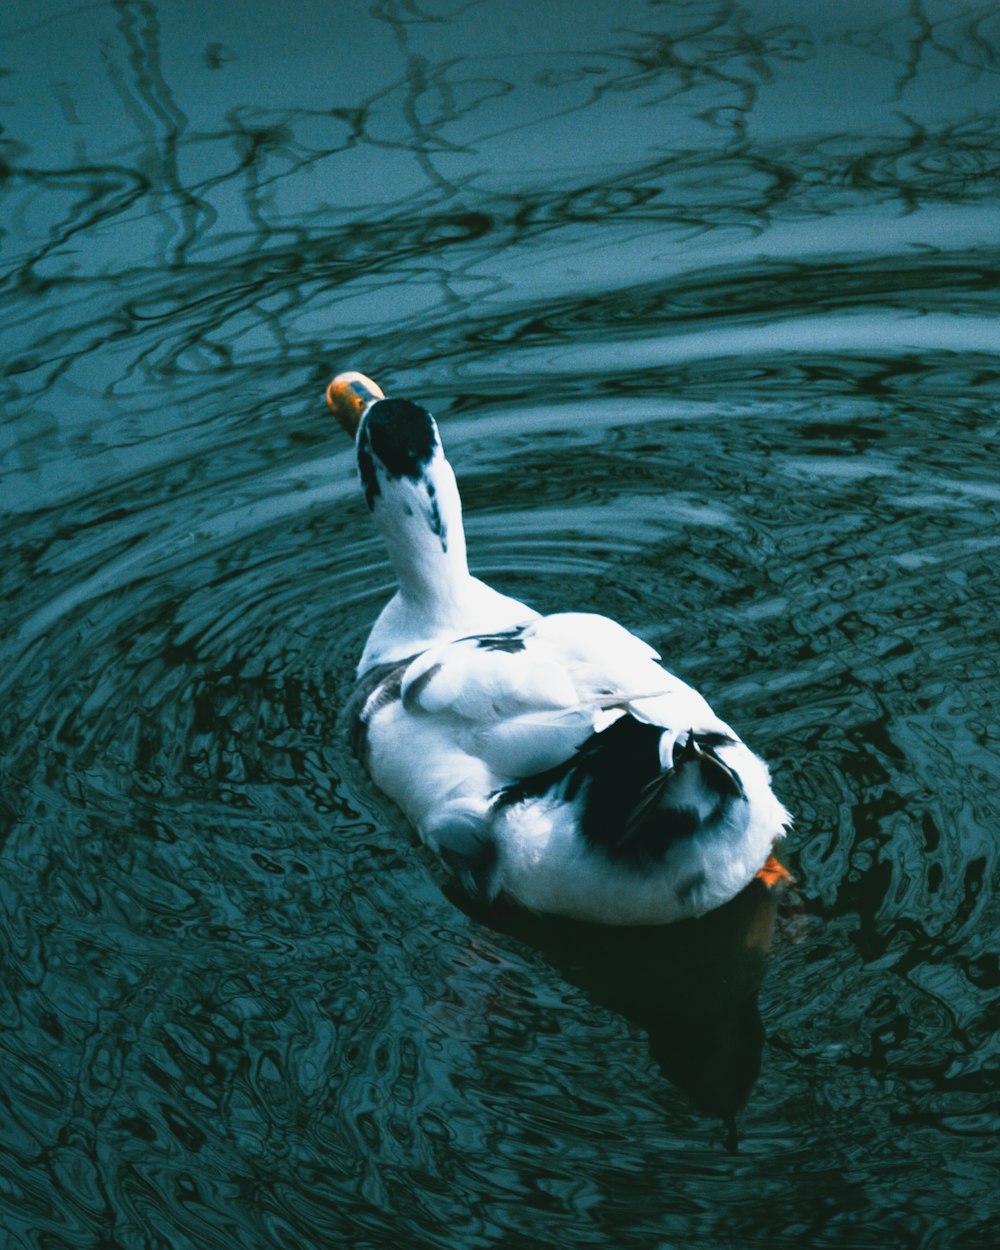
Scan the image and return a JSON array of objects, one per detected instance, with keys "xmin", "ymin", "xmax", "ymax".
[{"xmin": 371, "ymin": 451, "xmax": 471, "ymax": 611}]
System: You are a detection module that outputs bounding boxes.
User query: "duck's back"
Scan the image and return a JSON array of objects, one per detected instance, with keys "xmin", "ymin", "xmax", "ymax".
[{"xmin": 353, "ymin": 612, "xmax": 789, "ymax": 924}]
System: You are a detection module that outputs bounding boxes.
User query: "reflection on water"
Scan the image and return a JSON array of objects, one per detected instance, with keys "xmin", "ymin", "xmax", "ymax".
[
  {"xmin": 2, "ymin": 0, "xmax": 999, "ymax": 1247},
  {"xmin": 453, "ymin": 875, "xmax": 800, "ymax": 1154}
]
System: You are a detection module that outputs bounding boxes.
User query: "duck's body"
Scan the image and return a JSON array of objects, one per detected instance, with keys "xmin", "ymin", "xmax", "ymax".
[{"xmin": 334, "ymin": 377, "xmax": 790, "ymax": 925}]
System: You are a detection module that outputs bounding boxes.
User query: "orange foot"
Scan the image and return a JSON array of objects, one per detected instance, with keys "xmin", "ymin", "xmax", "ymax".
[{"xmin": 755, "ymin": 854, "xmax": 795, "ymax": 889}]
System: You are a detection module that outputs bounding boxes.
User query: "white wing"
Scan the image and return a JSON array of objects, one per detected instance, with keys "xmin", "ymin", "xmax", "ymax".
[{"xmin": 398, "ymin": 612, "xmax": 733, "ymax": 780}]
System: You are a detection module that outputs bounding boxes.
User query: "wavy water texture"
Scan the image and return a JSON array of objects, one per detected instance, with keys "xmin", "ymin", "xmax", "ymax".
[{"xmin": 1, "ymin": 1, "xmax": 999, "ymax": 1248}]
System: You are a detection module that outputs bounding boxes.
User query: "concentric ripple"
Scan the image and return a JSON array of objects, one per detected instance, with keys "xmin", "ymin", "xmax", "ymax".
[{"xmin": 2, "ymin": 1, "xmax": 999, "ymax": 1248}]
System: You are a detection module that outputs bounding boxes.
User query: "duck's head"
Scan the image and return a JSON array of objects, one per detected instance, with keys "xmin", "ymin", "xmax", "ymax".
[
  {"xmin": 355, "ymin": 397, "xmax": 443, "ymax": 515},
  {"xmin": 325, "ymin": 371, "xmax": 469, "ymax": 598},
  {"xmin": 326, "ymin": 371, "xmax": 446, "ymax": 517}
]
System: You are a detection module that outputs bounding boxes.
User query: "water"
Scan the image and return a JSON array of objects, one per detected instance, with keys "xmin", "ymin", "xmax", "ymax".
[{"xmin": 2, "ymin": 1, "xmax": 999, "ymax": 1246}]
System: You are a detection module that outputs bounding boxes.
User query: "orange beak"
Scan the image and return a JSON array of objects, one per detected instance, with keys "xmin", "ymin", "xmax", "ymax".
[{"xmin": 324, "ymin": 371, "xmax": 385, "ymax": 438}]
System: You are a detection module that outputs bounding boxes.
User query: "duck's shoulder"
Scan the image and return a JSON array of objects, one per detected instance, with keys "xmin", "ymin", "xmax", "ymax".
[
  {"xmin": 395, "ymin": 612, "xmax": 660, "ymax": 721},
  {"xmin": 354, "ymin": 612, "xmax": 663, "ymax": 783},
  {"xmin": 357, "ymin": 580, "xmax": 536, "ymax": 675},
  {"xmin": 518, "ymin": 613, "xmax": 725, "ymax": 734},
  {"xmin": 522, "ymin": 610, "xmax": 656, "ymax": 654},
  {"xmin": 398, "ymin": 627, "xmax": 576, "ymax": 723}
]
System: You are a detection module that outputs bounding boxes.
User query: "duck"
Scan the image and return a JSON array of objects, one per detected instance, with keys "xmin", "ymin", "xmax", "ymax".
[{"xmin": 326, "ymin": 371, "xmax": 791, "ymax": 926}]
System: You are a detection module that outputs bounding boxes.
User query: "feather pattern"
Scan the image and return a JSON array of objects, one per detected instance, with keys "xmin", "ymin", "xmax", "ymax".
[{"xmin": 342, "ymin": 383, "xmax": 790, "ymax": 924}]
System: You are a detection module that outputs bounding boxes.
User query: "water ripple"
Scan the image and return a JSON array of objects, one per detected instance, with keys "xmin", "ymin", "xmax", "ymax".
[{"xmin": 2, "ymin": 1, "xmax": 1000, "ymax": 1247}]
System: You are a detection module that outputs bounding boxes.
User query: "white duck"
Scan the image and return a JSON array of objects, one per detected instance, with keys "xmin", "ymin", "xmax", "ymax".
[{"xmin": 327, "ymin": 372, "xmax": 791, "ymax": 926}]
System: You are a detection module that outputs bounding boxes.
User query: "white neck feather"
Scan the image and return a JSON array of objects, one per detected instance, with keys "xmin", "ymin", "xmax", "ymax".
[
  {"xmin": 356, "ymin": 408, "xmax": 537, "ymax": 675},
  {"xmin": 370, "ymin": 450, "xmax": 470, "ymax": 609}
]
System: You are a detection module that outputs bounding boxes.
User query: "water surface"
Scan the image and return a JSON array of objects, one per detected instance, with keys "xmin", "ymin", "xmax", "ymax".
[{"xmin": 2, "ymin": 1, "xmax": 999, "ymax": 1247}]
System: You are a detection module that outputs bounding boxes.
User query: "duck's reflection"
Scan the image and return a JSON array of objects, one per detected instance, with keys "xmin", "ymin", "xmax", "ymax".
[{"xmin": 451, "ymin": 876, "xmax": 796, "ymax": 1150}]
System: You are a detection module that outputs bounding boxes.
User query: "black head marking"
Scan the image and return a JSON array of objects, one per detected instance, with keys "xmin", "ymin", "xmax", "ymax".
[{"xmin": 363, "ymin": 398, "xmax": 438, "ymax": 480}]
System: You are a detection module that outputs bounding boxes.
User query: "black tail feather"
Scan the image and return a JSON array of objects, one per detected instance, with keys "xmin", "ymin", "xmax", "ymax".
[{"xmin": 495, "ymin": 716, "xmax": 742, "ymax": 865}]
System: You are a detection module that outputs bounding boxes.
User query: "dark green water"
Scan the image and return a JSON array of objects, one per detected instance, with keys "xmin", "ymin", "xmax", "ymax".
[{"xmin": 2, "ymin": 1, "xmax": 999, "ymax": 1246}]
